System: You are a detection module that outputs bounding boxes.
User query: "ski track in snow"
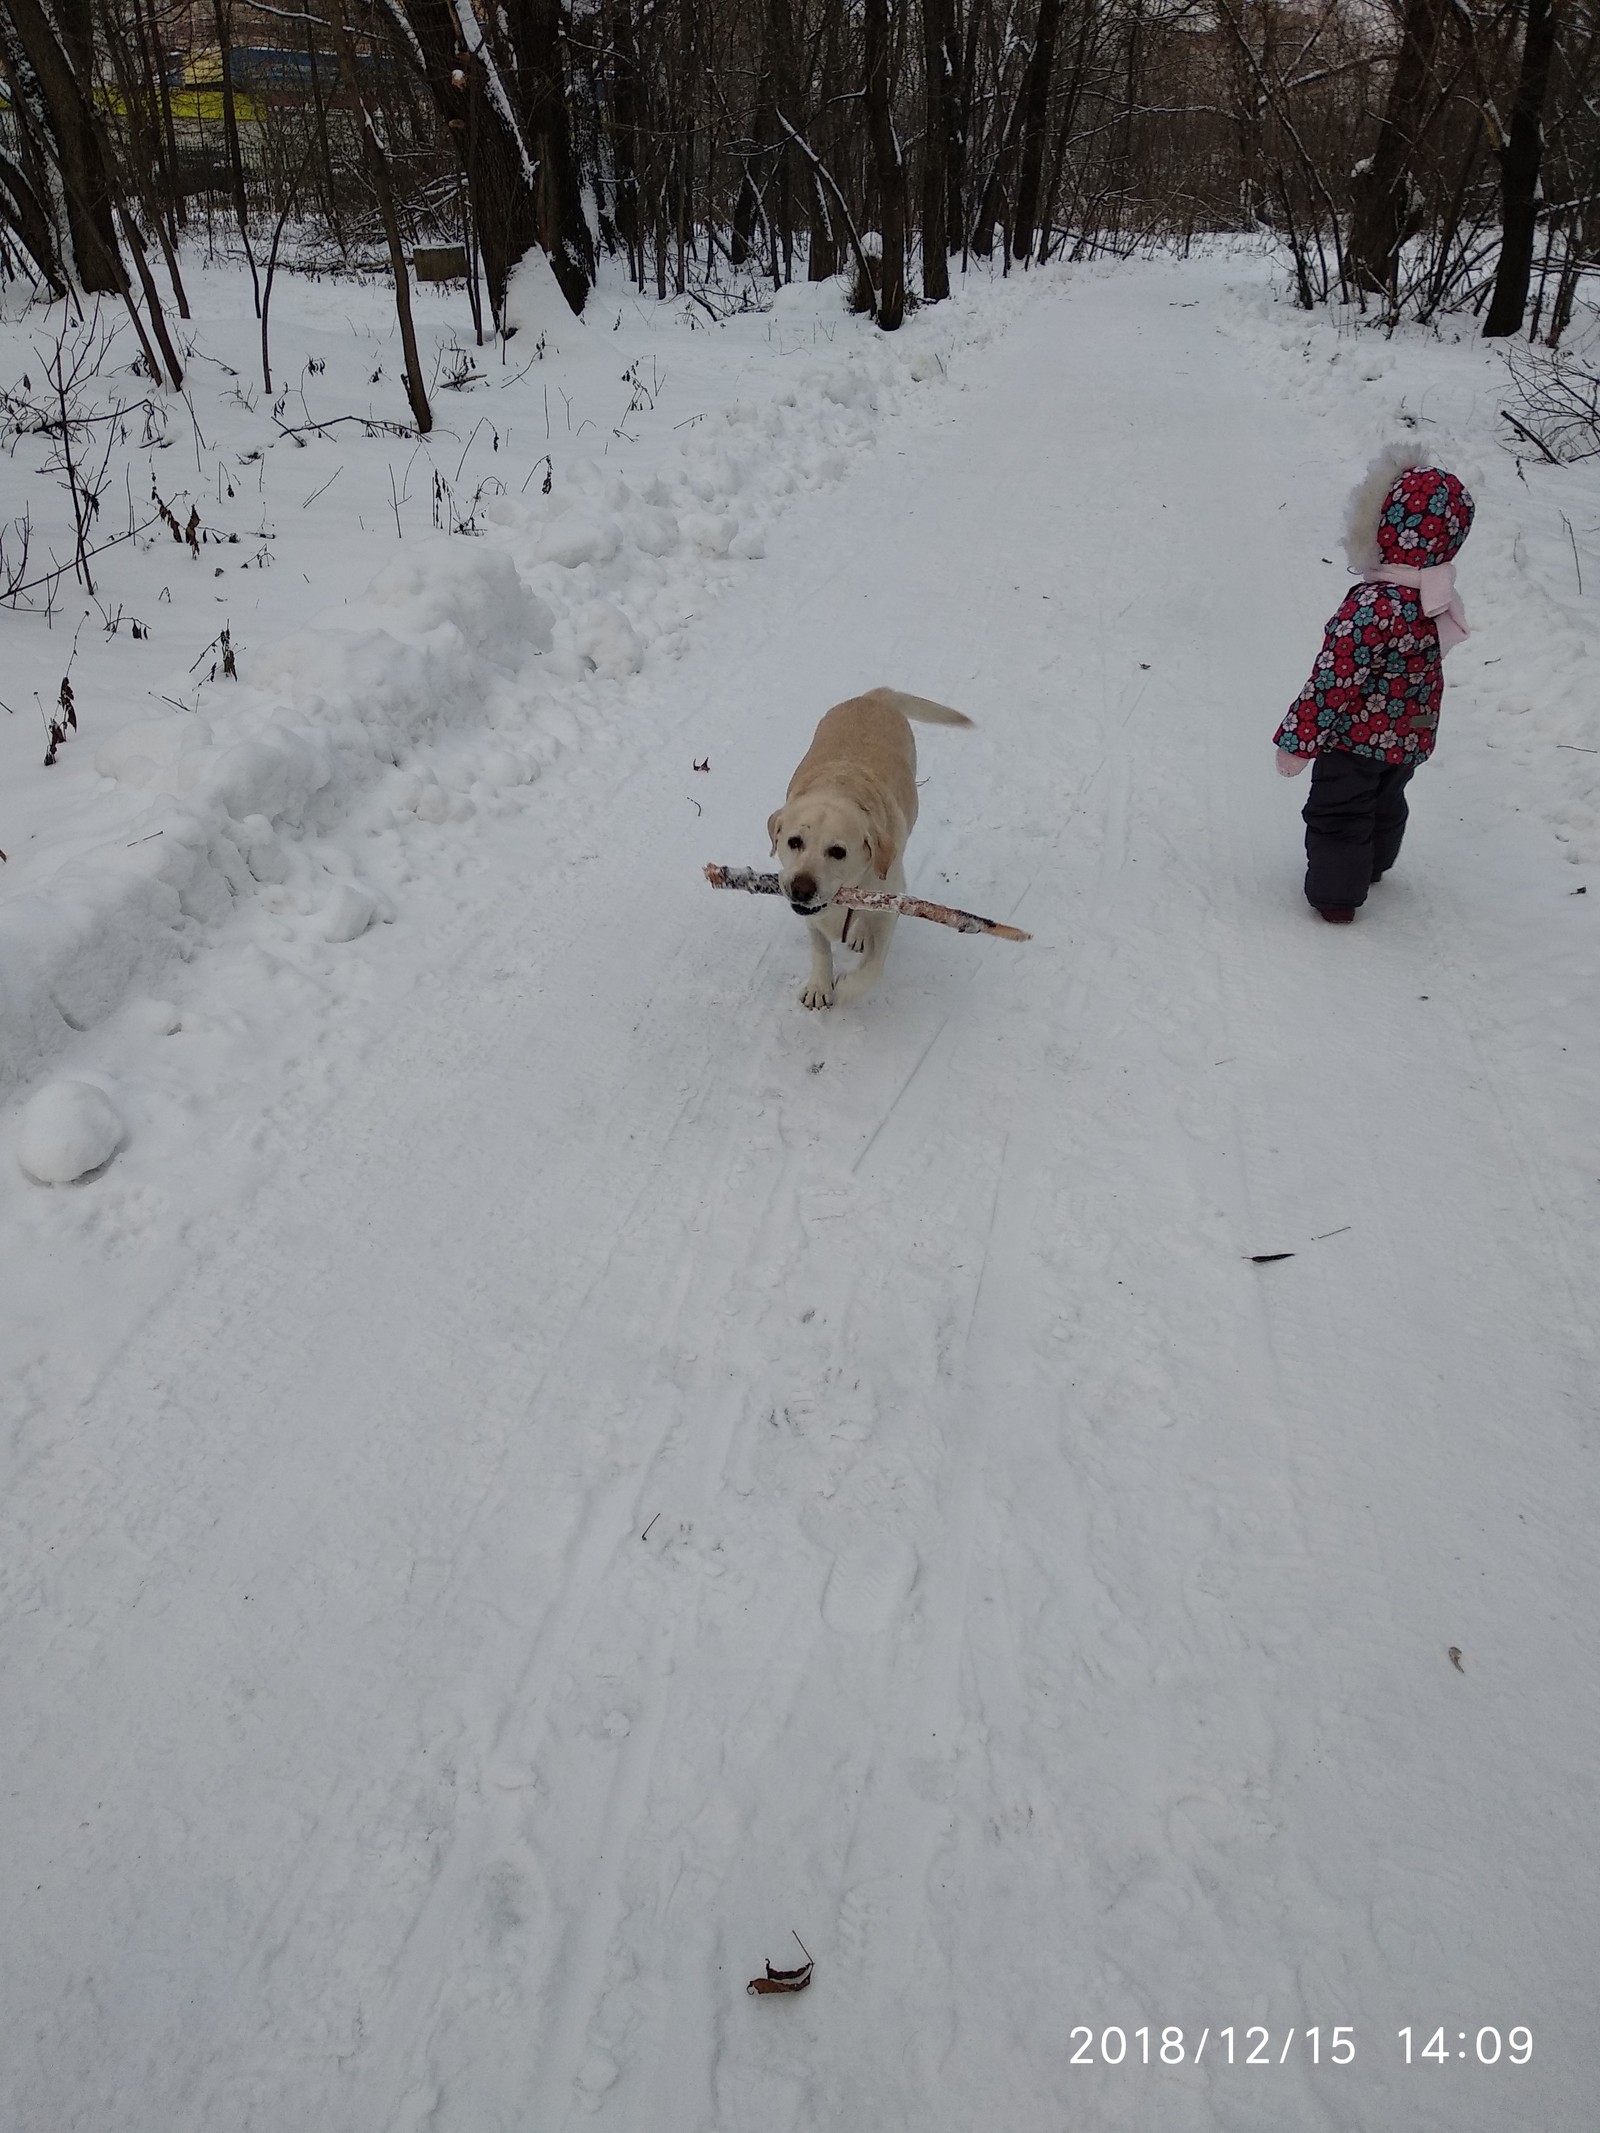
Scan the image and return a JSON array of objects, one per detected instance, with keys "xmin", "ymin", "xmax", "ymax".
[{"xmin": 3, "ymin": 257, "xmax": 1598, "ymax": 2132}]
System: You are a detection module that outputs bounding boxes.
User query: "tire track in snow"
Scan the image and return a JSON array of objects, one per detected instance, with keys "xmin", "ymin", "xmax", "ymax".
[{"xmin": 361, "ymin": 1010, "xmax": 836, "ymax": 2123}]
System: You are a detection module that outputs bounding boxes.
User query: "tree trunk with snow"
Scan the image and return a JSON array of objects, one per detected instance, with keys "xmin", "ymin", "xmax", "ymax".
[
  {"xmin": 391, "ymin": 0, "xmax": 542, "ymax": 329},
  {"xmin": 1, "ymin": 0, "xmax": 123, "ymax": 292},
  {"xmin": 505, "ymin": 0, "xmax": 595, "ymax": 316}
]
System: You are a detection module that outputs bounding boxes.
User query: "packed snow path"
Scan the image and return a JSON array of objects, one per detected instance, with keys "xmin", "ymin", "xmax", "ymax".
[{"xmin": 5, "ymin": 264, "xmax": 1597, "ymax": 2133}]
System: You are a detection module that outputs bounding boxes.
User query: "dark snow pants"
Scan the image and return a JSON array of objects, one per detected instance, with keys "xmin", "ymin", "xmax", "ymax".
[{"xmin": 1302, "ymin": 751, "xmax": 1416, "ymax": 911}]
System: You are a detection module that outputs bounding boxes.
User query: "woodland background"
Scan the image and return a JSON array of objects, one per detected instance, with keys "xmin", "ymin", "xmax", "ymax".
[{"xmin": 1, "ymin": 0, "xmax": 1597, "ymax": 431}]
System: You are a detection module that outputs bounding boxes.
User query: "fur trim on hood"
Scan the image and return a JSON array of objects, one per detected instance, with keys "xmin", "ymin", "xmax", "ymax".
[
  {"xmin": 1342, "ymin": 444, "xmax": 1476, "ymax": 571},
  {"xmin": 1342, "ymin": 443, "xmax": 1427, "ymax": 571}
]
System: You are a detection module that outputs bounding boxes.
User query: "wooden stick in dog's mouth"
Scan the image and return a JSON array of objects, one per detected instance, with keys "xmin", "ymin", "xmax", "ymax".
[{"xmin": 704, "ymin": 864, "xmax": 1032, "ymax": 942}]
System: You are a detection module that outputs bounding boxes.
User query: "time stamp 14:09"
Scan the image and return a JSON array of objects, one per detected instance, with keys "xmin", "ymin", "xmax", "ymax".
[{"xmin": 1068, "ymin": 2025, "xmax": 1533, "ymax": 2068}]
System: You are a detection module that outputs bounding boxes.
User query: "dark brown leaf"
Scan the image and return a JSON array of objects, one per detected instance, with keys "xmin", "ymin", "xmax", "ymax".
[{"xmin": 747, "ymin": 1959, "xmax": 813, "ymax": 1997}]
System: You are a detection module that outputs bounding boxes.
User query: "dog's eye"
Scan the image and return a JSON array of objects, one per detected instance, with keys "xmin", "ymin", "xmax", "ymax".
[
  {"xmin": 825, "ymin": 845, "xmax": 847, "ymax": 861},
  {"xmin": 787, "ymin": 835, "xmax": 805, "ymax": 851}
]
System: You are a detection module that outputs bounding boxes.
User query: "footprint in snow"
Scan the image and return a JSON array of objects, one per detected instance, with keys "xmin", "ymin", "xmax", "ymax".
[{"xmin": 822, "ymin": 1531, "xmax": 918, "ymax": 1636}]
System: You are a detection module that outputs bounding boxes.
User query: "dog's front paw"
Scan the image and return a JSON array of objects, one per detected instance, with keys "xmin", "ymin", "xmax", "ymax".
[{"xmin": 799, "ymin": 980, "xmax": 835, "ymax": 1010}]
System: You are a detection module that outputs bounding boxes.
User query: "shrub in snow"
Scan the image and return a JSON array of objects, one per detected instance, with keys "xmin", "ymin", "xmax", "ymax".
[{"xmin": 18, "ymin": 1080, "xmax": 124, "ymax": 1184}]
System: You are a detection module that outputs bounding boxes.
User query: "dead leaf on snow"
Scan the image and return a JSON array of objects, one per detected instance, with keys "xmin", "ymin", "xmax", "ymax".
[
  {"xmin": 748, "ymin": 1934, "xmax": 814, "ymax": 1996},
  {"xmin": 748, "ymin": 1960, "xmax": 813, "ymax": 1997}
]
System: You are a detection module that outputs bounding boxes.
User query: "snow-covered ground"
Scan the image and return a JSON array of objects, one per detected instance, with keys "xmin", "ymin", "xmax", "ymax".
[{"xmin": 2, "ymin": 245, "xmax": 1597, "ymax": 2132}]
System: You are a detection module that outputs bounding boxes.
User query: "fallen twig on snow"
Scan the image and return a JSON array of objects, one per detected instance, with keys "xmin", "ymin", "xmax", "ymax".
[
  {"xmin": 272, "ymin": 411, "xmax": 417, "ymax": 446},
  {"xmin": 1498, "ymin": 407, "xmax": 1562, "ymax": 464},
  {"xmin": 705, "ymin": 864, "xmax": 1032, "ymax": 942}
]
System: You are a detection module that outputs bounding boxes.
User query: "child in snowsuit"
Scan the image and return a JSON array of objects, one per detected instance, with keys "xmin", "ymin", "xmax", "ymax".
[{"xmin": 1275, "ymin": 453, "xmax": 1475, "ymax": 922}]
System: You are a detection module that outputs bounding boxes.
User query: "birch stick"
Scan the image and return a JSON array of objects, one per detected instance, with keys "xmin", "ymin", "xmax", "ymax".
[{"xmin": 704, "ymin": 864, "xmax": 1032, "ymax": 942}]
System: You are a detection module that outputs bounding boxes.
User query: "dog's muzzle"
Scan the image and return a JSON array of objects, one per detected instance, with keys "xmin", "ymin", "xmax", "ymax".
[{"xmin": 788, "ymin": 873, "xmax": 823, "ymax": 916}]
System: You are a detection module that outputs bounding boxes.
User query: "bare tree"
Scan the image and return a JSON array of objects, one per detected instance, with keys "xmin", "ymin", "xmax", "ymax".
[
  {"xmin": 1484, "ymin": 0, "xmax": 1561, "ymax": 334},
  {"xmin": 1347, "ymin": 0, "xmax": 1452, "ymax": 295},
  {"xmin": 864, "ymin": 0, "xmax": 908, "ymax": 326},
  {"xmin": 2, "ymin": 0, "xmax": 125, "ymax": 290},
  {"xmin": 921, "ymin": 0, "xmax": 951, "ymax": 296}
]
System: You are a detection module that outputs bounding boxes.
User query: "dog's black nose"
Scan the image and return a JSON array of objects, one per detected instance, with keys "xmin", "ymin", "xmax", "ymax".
[{"xmin": 789, "ymin": 873, "xmax": 817, "ymax": 906}]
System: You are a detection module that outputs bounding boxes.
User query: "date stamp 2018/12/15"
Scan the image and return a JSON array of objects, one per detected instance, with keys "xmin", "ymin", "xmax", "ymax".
[{"xmin": 1068, "ymin": 2025, "xmax": 1533, "ymax": 2068}]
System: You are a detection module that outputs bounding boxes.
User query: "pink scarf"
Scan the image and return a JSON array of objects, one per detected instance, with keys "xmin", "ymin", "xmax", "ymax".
[{"xmin": 1361, "ymin": 562, "xmax": 1470, "ymax": 652}]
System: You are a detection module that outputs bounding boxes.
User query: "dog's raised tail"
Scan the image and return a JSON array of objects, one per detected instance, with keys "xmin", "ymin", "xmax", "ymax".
[{"xmin": 874, "ymin": 687, "xmax": 974, "ymax": 728}]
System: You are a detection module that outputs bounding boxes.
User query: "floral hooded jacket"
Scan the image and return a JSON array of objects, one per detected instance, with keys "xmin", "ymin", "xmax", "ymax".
[{"xmin": 1275, "ymin": 466, "xmax": 1475, "ymax": 767}]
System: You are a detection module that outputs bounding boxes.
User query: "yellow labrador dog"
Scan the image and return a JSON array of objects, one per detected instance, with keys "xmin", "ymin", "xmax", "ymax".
[{"xmin": 768, "ymin": 687, "xmax": 972, "ymax": 1010}]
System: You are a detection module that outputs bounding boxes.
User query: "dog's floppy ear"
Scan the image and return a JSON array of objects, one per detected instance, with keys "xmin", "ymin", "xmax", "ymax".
[
  {"xmin": 865, "ymin": 824, "xmax": 896, "ymax": 880},
  {"xmin": 767, "ymin": 807, "xmax": 784, "ymax": 855}
]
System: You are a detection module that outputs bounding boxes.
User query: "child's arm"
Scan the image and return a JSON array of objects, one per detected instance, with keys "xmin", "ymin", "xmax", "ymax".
[{"xmin": 1276, "ymin": 746, "xmax": 1312, "ymax": 777}]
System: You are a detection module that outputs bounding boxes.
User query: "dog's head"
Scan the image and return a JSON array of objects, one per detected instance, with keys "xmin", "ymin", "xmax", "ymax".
[{"xmin": 767, "ymin": 792, "xmax": 893, "ymax": 914}]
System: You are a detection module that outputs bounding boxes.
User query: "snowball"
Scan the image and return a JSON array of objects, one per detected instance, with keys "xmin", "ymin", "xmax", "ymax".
[
  {"xmin": 126, "ymin": 998, "xmax": 181, "ymax": 1037},
  {"xmin": 480, "ymin": 495, "xmax": 528, "ymax": 530},
  {"xmin": 823, "ymin": 370, "xmax": 877, "ymax": 411},
  {"xmin": 18, "ymin": 1081, "xmax": 125, "ymax": 1185},
  {"xmin": 319, "ymin": 885, "xmax": 377, "ymax": 942},
  {"xmin": 480, "ymin": 748, "xmax": 536, "ymax": 788},
  {"xmin": 626, "ymin": 506, "xmax": 680, "ymax": 556},
  {"xmin": 536, "ymin": 515, "xmax": 620, "ymax": 569},
  {"xmin": 680, "ymin": 512, "xmax": 737, "ymax": 557},
  {"xmin": 573, "ymin": 601, "xmax": 643, "ymax": 677}
]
